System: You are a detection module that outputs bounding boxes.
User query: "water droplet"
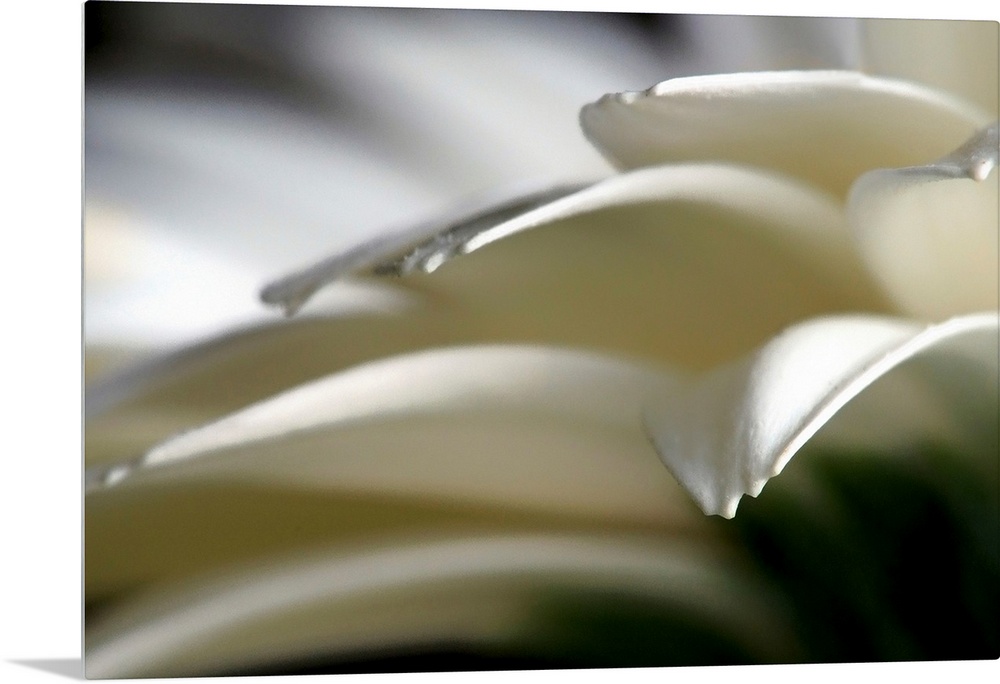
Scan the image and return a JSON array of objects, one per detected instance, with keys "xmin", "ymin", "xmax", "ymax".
[
  {"xmin": 969, "ymin": 158, "xmax": 994, "ymax": 182},
  {"xmin": 421, "ymin": 252, "xmax": 446, "ymax": 273},
  {"xmin": 103, "ymin": 464, "xmax": 132, "ymax": 487}
]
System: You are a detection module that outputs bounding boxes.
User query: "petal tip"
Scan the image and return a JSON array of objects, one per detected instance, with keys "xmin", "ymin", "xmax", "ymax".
[{"xmin": 717, "ymin": 497, "xmax": 741, "ymax": 520}]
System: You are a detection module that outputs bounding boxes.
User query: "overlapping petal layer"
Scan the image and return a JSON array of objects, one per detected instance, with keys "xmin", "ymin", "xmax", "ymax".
[
  {"xmin": 87, "ymin": 346, "xmax": 695, "ymax": 524},
  {"xmin": 84, "ymin": 8, "xmax": 675, "ymax": 362},
  {"xmin": 86, "ymin": 162, "xmax": 892, "ymax": 467},
  {"xmin": 260, "ymin": 162, "xmax": 888, "ymax": 371},
  {"xmin": 85, "ymin": 310, "xmax": 998, "ymax": 675},
  {"xmin": 87, "ymin": 311, "xmax": 997, "ymax": 543},
  {"xmin": 86, "ymin": 533, "xmax": 798, "ymax": 678},
  {"xmin": 84, "ymin": 13, "xmax": 1000, "ymax": 675}
]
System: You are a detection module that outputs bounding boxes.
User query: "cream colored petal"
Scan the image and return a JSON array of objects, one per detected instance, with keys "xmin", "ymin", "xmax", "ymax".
[
  {"xmin": 85, "ymin": 288, "xmax": 431, "ymax": 467},
  {"xmin": 261, "ymin": 162, "xmax": 890, "ymax": 367},
  {"xmin": 87, "ymin": 163, "xmax": 891, "ymax": 464},
  {"xmin": 848, "ymin": 122, "xmax": 999, "ymax": 320},
  {"xmin": 370, "ymin": 164, "xmax": 890, "ymax": 369},
  {"xmin": 263, "ymin": 164, "xmax": 879, "ymax": 316},
  {"xmin": 860, "ymin": 18, "xmax": 999, "ymax": 118},
  {"xmin": 645, "ymin": 313, "xmax": 998, "ymax": 519},
  {"xmin": 87, "ymin": 346, "xmax": 696, "ymax": 527},
  {"xmin": 580, "ymin": 71, "xmax": 991, "ymax": 197},
  {"xmin": 86, "ymin": 533, "xmax": 797, "ymax": 678},
  {"xmin": 83, "ymin": 10, "xmax": 677, "ymax": 354},
  {"xmin": 260, "ymin": 182, "xmax": 588, "ymax": 316}
]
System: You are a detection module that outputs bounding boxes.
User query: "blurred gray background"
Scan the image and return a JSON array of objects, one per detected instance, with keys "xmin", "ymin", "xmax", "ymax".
[{"xmin": 84, "ymin": 4, "xmax": 860, "ymax": 365}]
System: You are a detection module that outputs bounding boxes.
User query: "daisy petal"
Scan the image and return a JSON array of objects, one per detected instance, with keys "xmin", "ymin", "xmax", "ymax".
[
  {"xmin": 580, "ymin": 71, "xmax": 991, "ymax": 197},
  {"xmin": 86, "ymin": 533, "xmax": 798, "ymax": 678},
  {"xmin": 87, "ymin": 346, "xmax": 696, "ymax": 526},
  {"xmin": 848, "ymin": 122, "xmax": 999, "ymax": 320},
  {"xmin": 645, "ymin": 313, "xmax": 998, "ymax": 519},
  {"xmin": 259, "ymin": 162, "xmax": 889, "ymax": 366},
  {"xmin": 88, "ymin": 162, "xmax": 891, "ymax": 462},
  {"xmin": 262, "ymin": 163, "xmax": 878, "ymax": 315},
  {"xmin": 260, "ymin": 182, "xmax": 589, "ymax": 316}
]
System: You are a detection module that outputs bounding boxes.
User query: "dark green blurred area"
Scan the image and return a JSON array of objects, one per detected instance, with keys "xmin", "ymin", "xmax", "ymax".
[
  {"xmin": 729, "ymin": 444, "xmax": 999, "ymax": 663},
  {"xmin": 219, "ymin": 442, "xmax": 999, "ymax": 675}
]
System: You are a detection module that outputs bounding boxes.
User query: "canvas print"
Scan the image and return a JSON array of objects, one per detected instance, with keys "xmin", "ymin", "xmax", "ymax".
[{"xmin": 84, "ymin": 2, "xmax": 999, "ymax": 677}]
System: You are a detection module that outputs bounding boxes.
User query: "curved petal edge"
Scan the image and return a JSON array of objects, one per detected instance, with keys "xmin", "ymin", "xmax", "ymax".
[
  {"xmin": 644, "ymin": 313, "xmax": 999, "ymax": 519},
  {"xmin": 580, "ymin": 70, "xmax": 991, "ymax": 197},
  {"xmin": 85, "ymin": 533, "xmax": 796, "ymax": 678},
  {"xmin": 848, "ymin": 122, "xmax": 999, "ymax": 320},
  {"xmin": 260, "ymin": 161, "xmax": 879, "ymax": 318}
]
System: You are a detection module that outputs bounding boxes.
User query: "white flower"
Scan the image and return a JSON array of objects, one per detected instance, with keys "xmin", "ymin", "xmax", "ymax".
[{"xmin": 84, "ymin": 10, "xmax": 999, "ymax": 678}]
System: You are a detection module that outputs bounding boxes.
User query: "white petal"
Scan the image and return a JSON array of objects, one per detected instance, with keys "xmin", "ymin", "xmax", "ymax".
[
  {"xmin": 260, "ymin": 163, "xmax": 889, "ymax": 367},
  {"xmin": 848, "ymin": 122, "xmax": 999, "ymax": 320},
  {"xmin": 260, "ymin": 181, "xmax": 589, "ymax": 315},
  {"xmin": 84, "ymin": 9, "xmax": 685, "ymax": 354},
  {"xmin": 645, "ymin": 313, "xmax": 998, "ymax": 519},
  {"xmin": 86, "ymin": 533, "xmax": 795, "ymax": 678},
  {"xmin": 860, "ymin": 18, "xmax": 999, "ymax": 118},
  {"xmin": 87, "ymin": 163, "xmax": 891, "ymax": 462},
  {"xmin": 263, "ymin": 164, "xmax": 875, "ymax": 313},
  {"xmin": 88, "ymin": 346, "xmax": 696, "ymax": 526},
  {"xmin": 580, "ymin": 71, "xmax": 991, "ymax": 197}
]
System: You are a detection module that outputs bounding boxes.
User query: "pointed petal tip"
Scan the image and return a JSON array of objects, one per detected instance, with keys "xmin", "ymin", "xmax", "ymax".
[
  {"xmin": 717, "ymin": 498, "xmax": 740, "ymax": 520},
  {"xmin": 647, "ymin": 313, "xmax": 998, "ymax": 522}
]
